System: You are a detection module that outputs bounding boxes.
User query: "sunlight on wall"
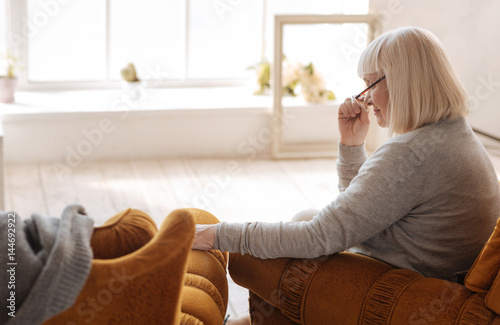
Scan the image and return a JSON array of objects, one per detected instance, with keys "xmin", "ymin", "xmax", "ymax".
[{"xmin": 0, "ymin": 0, "xmax": 6, "ymax": 58}]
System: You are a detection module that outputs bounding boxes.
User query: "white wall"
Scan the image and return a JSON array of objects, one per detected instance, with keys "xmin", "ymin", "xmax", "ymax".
[
  {"xmin": 0, "ymin": 85, "xmax": 349, "ymax": 164},
  {"xmin": 2, "ymin": 109, "xmax": 269, "ymax": 164},
  {"xmin": 370, "ymin": 0, "xmax": 500, "ymax": 141},
  {"xmin": 1, "ymin": 102, "xmax": 343, "ymax": 164}
]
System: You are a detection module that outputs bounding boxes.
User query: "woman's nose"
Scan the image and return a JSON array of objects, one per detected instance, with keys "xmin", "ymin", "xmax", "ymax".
[{"xmin": 364, "ymin": 92, "xmax": 373, "ymax": 105}]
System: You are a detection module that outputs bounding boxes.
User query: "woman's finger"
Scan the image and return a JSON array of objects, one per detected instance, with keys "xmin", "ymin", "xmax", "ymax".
[
  {"xmin": 345, "ymin": 98, "xmax": 356, "ymax": 117},
  {"xmin": 350, "ymin": 97, "xmax": 362, "ymax": 116},
  {"xmin": 340, "ymin": 98, "xmax": 355, "ymax": 118},
  {"xmin": 352, "ymin": 96, "xmax": 367, "ymax": 113}
]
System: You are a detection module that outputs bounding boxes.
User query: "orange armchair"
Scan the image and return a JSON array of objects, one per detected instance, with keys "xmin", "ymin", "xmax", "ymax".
[
  {"xmin": 44, "ymin": 208, "xmax": 228, "ymax": 325},
  {"xmin": 229, "ymin": 217, "xmax": 500, "ymax": 324}
]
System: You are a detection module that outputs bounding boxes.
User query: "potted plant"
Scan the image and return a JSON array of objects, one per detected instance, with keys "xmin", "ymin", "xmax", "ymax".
[
  {"xmin": 247, "ymin": 59, "xmax": 271, "ymax": 95},
  {"xmin": 0, "ymin": 51, "xmax": 19, "ymax": 103},
  {"xmin": 120, "ymin": 62, "xmax": 144, "ymax": 101}
]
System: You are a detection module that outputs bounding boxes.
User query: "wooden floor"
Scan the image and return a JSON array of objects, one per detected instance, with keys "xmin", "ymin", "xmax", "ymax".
[{"xmin": 5, "ymin": 154, "xmax": 500, "ymax": 320}]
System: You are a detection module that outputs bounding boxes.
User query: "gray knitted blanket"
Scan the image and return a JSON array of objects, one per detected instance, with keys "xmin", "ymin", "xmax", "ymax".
[{"xmin": 0, "ymin": 204, "xmax": 94, "ymax": 325}]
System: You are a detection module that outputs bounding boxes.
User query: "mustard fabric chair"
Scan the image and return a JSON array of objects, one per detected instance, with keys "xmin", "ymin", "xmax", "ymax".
[
  {"xmin": 44, "ymin": 208, "xmax": 228, "ymax": 325},
  {"xmin": 229, "ymin": 217, "xmax": 500, "ymax": 324}
]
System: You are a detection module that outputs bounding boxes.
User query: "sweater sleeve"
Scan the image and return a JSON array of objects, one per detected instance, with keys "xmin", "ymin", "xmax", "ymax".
[
  {"xmin": 214, "ymin": 142, "xmax": 424, "ymax": 259},
  {"xmin": 336, "ymin": 143, "xmax": 368, "ymax": 192}
]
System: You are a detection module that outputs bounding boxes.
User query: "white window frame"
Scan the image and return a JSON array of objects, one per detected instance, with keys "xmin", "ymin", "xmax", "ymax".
[
  {"xmin": 272, "ymin": 14, "xmax": 379, "ymax": 159},
  {"xmin": 0, "ymin": 0, "xmax": 8, "ymax": 57},
  {"xmin": 7, "ymin": 0, "xmax": 250, "ymax": 91}
]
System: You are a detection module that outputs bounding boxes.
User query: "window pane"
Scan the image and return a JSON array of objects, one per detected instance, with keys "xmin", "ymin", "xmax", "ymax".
[
  {"xmin": 188, "ymin": 0, "xmax": 264, "ymax": 80},
  {"xmin": 0, "ymin": 0, "xmax": 6, "ymax": 68},
  {"xmin": 27, "ymin": 0, "xmax": 106, "ymax": 82},
  {"xmin": 283, "ymin": 23, "xmax": 369, "ymax": 100},
  {"xmin": 264, "ymin": 0, "xmax": 369, "ymax": 60},
  {"xmin": 109, "ymin": 0, "xmax": 185, "ymax": 81},
  {"xmin": 341, "ymin": 0, "xmax": 370, "ymax": 14}
]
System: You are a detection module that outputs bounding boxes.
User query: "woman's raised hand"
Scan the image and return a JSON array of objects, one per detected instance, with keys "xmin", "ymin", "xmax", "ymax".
[{"xmin": 338, "ymin": 97, "xmax": 370, "ymax": 147}]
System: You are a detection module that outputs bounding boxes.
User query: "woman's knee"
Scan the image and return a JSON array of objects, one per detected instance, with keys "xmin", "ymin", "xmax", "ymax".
[{"xmin": 291, "ymin": 209, "xmax": 320, "ymax": 222}]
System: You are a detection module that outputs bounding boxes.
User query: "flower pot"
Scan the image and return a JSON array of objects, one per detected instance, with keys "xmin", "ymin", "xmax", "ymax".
[
  {"xmin": 120, "ymin": 80, "xmax": 146, "ymax": 102},
  {"xmin": 0, "ymin": 77, "xmax": 17, "ymax": 103}
]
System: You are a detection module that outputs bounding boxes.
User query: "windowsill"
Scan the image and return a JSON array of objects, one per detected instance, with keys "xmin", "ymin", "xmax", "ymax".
[{"xmin": 0, "ymin": 87, "xmax": 340, "ymax": 119}]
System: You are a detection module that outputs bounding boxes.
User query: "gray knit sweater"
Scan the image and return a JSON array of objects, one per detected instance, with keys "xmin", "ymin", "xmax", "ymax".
[
  {"xmin": 215, "ymin": 117, "xmax": 500, "ymax": 280},
  {"xmin": 0, "ymin": 204, "xmax": 94, "ymax": 325}
]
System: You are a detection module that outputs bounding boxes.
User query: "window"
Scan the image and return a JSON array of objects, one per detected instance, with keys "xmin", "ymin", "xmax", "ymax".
[
  {"xmin": 10, "ymin": 0, "xmax": 369, "ymax": 89},
  {"xmin": 266, "ymin": 0, "xmax": 370, "ymax": 100},
  {"xmin": 108, "ymin": 0, "xmax": 185, "ymax": 81},
  {"xmin": 0, "ymin": 0, "xmax": 7, "ymax": 74},
  {"xmin": 282, "ymin": 22, "xmax": 370, "ymax": 100},
  {"xmin": 188, "ymin": 0, "xmax": 264, "ymax": 80},
  {"xmin": 263, "ymin": 0, "xmax": 369, "ymax": 60},
  {"xmin": 271, "ymin": 14, "xmax": 375, "ymax": 158},
  {"xmin": 27, "ymin": 0, "xmax": 107, "ymax": 82}
]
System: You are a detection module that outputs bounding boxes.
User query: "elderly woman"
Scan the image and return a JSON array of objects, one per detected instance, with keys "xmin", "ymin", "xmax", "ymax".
[{"xmin": 194, "ymin": 26, "xmax": 500, "ymax": 322}]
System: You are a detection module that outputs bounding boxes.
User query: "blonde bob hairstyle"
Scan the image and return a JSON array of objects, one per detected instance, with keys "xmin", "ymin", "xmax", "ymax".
[{"xmin": 358, "ymin": 27, "xmax": 469, "ymax": 134}]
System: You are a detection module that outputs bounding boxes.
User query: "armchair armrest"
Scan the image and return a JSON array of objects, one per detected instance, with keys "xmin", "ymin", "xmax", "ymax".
[
  {"xmin": 181, "ymin": 208, "xmax": 229, "ymax": 325},
  {"xmin": 229, "ymin": 252, "xmax": 499, "ymax": 324},
  {"xmin": 229, "ymin": 252, "xmax": 396, "ymax": 323},
  {"xmin": 90, "ymin": 208, "xmax": 157, "ymax": 259}
]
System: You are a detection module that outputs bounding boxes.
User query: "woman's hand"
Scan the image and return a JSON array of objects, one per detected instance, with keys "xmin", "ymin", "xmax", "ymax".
[
  {"xmin": 338, "ymin": 97, "xmax": 370, "ymax": 147},
  {"xmin": 192, "ymin": 224, "xmax": 217, "ymax": 250}
]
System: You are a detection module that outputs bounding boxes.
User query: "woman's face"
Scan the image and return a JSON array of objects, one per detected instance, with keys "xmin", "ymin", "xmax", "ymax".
[{"xmin": 363, "ymin": 73, "xmax": 390, "ymax": 128}]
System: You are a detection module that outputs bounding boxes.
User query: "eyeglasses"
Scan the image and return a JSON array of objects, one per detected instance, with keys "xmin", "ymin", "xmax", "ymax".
[{"xmin": 353, "ymin": 75, "xmax": 386, "ymax": 112}]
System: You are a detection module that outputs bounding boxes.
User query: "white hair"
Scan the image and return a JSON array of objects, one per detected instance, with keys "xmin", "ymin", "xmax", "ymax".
[{"xmin": 358, "ymin": 27, "xmax": 469, "ymax": 134}]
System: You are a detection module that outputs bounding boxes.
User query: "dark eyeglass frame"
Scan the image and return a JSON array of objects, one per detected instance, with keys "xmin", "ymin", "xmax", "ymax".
[
  {"xmin": 355, "ymin": 75, "xmax": 386, "ymax": 99},
  {"xmin": 353, "ymin": 75, "xmax": 386, "ymax": 112}
]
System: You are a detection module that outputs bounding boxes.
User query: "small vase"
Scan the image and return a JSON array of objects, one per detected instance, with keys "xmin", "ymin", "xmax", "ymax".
[
  {"xmin": 0, "ymin": 77, "xmax": 17, "ymax": 103},
  {"xmin": 121, "ymin": 80, "xmax": 146, "ymax": 102}
]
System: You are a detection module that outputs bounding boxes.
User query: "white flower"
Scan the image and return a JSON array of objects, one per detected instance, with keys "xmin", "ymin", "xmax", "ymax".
[
  {"xmin": 282, "ymin": 58, "xmax": 303, "ymax": 90},
  {"xmin": 301, "ymin": 67, "xmax": 328, "ymax": 103}
]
